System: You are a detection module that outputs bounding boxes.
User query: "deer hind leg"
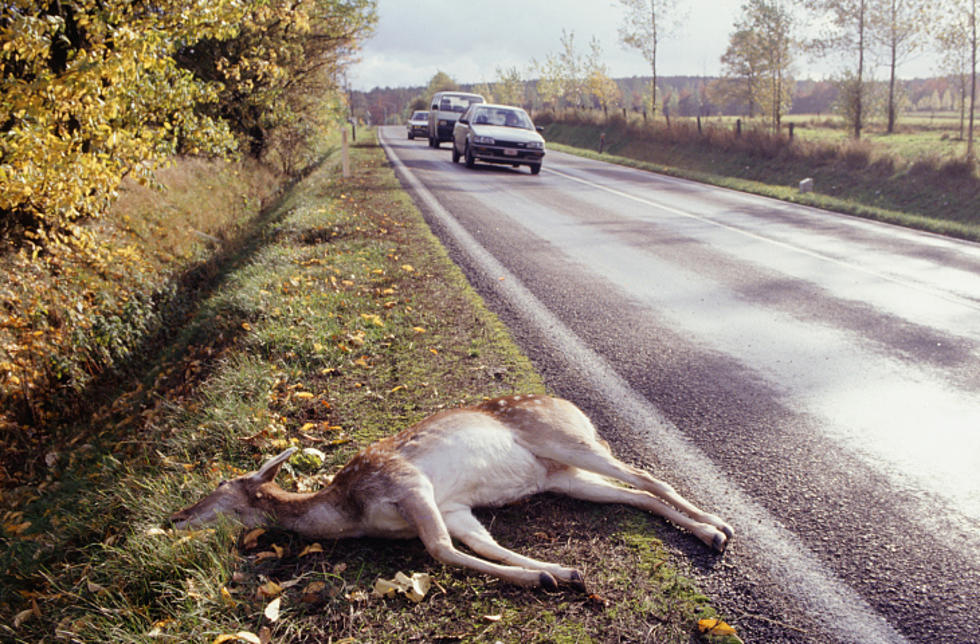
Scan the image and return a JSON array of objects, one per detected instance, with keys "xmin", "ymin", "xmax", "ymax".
[
  {"xmin": 396, "ymin": 489, "xmax": 561, "ymax": 590},
  {"xmin": 546, "ymin": 466, "xmax": 733, "ymax": 552},
  {"xmin": 442, "ymin": 508, "xmax": 587, "ymax": 592}
]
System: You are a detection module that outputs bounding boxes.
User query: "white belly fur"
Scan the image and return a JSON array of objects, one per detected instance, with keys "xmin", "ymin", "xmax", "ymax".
[{"xmin": 410, "ymin": 416, "xmax": 549, "ymax": 511}]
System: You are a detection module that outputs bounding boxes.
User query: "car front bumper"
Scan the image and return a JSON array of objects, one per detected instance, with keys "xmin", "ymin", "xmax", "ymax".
[{"xmin": 471, "ymin": 144, "xmax": 545, "ymax": 164}]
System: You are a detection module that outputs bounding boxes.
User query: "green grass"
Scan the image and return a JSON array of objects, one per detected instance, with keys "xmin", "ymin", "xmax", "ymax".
[{"xmin": 1, "ymin": 130, "xmax": 734, "ymax": 642}]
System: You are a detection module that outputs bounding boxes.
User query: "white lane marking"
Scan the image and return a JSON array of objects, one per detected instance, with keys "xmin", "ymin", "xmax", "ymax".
[
  {"xmin": 379, "ymin": 128, "xmax": 909, "ymax": 643},
  {"xmin": 544, "ymin": 164, "xmax": 980, "ymax": 313}
]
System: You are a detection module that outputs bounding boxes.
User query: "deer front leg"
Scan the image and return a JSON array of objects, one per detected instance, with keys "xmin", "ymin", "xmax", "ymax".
[
  {"xmin": 442, "ymin": 508, "xmax": 587, "ymax": 592},
  {"xmin": 396, "ymin": 489, "xmax": 560, "ymax": 590},
  {"xmin": 547, "ymin": 468, "xmax": 732, "ymax": 552}
]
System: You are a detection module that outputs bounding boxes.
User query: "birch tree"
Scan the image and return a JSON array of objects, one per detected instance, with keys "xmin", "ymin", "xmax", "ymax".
[
  {"xmin": 870, "ymin": 0, "xmax": 928, "ymax": 133},
  {"xmin": 618, "ymin": 0, "xmax": 679, "ymax": 116},
  {"xmin": 937, "ymin": 2, "xmax": 975, "ymax": 141},
  {"xmin": 801, "ymin": 0, "xmax": 871, "ymax": 138}
]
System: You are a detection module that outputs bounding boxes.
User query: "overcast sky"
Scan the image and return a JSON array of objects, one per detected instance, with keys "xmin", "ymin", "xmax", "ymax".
[{"xmin": 349, "ymin": 0, "xmax": 942, "ymax": 91}]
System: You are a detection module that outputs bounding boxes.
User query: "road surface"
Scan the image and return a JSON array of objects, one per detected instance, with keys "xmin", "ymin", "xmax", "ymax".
[{"xmin": 378, "ymin": 125, "xmax": 980, "ymax": 643}]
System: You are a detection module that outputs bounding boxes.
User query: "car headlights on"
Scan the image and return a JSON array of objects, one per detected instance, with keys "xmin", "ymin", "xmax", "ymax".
[
  {"xmin": 526, "ymin": 141, "xmax": 544, "ymax": 150},
  {"xmin": 472, "ymin": 135, "xmax": 495, "ymax": 145}
]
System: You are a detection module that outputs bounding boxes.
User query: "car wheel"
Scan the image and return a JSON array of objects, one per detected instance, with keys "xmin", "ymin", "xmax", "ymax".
[
  {"xmin": 452, "ymin": 144, "xmax": 460, "ymax": 163},
  {"xmin": 464, "ymin": 142, "xmax": 475, "ymax": 168},
  {"xmin": 408, "ymin": 132, "xmax": 414, "ymax": 140},
  {"xmin": 529, "ymin": 163, "xmax": 541, "ymax": 175},
  {"xmin": 428, "ymin": 135, "xmax": 435, "ymax": 148},
  {"xmin": 433, "ymin": 138, "xmax": 440, "ymax": 148}
]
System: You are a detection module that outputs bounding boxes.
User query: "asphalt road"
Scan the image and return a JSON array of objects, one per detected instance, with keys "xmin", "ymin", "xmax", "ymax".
[{"xmin": 377, "ymin": 126, "xmax": 980, "ymax": 643}]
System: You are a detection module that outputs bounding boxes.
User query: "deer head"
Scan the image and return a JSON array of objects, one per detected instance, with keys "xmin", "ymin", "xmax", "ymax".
[{"xmin": 170, "ymin": 448, "xmax": 297, "ymax": 529}]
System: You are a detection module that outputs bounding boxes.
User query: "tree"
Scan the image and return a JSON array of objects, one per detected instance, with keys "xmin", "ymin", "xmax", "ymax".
[
  {"xmin": 426, "ymin": 71, "xmax": 459, "ymax": 97},
  {"xmin": 584, "ymin": 38, "xmax": 623, "ymax": 113},
  {"xmin": 938, "ymin": 0, "xmax": 978, "ymax": 157},
  {"xmin": 533, "ymin": 53, "xmax": 567, "ymax": 111},
  {"xmin": 494, "ymin": 66, "xmax": 526, "ymax": 106},
  {"xmin": 870, "ymin": 0, "xmax": 928, "ymax": 133},
  {"xmin": 719, "ymin": 28, "xmax": 768, "ymax": 117},
  {"xmin": 533, "ymin": 30, "xmax": 584, "ymax": 110},
  {"xmin": 718, "ymin": 1, "xmax": 794, "ymax": 128},
  {"xmin": 618, "ymin": 0, "xmax": 679, "ymax": 116},
  {"xmin": 801, "ymin": 0, "xmax": 871, "ymax": 138},
  {"xmin": 1, "ymin": 0, "xmax": 245, "ymax": 250}
]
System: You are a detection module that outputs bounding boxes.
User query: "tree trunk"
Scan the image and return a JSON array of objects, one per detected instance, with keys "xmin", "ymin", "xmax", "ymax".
[
  {"xmin": 887, "ymin": 40, "xmax": 898, "ymax": 133},
  {"xmin": 855, "ymin": 0, "xmax": 866, "ymax": 139},
  {"xmin": 969, "ymin": 0, "xmax": 977, "ymax": 160}
]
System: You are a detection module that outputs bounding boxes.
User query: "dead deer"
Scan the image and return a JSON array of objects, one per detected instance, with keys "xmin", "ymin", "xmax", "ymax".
[{"xmin": 170, "ymin": 395, "xmax": 733, "ymax": 591}]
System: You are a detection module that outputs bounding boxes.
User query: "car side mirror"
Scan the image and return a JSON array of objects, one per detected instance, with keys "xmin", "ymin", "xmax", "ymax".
[
  {"xmin": 536, "ymin": 126, "xmax": 544, "ymax": 133},
  {"xmin": 431, "ymin": 105, "xmax": 438, "ymax": 111},
  {"xmin": 459, "ymin": 118, "xmax": 468, "ymax": 124}
]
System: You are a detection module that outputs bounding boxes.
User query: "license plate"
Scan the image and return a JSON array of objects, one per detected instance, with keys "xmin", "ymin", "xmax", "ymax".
[{"xmin": 503, "ymin": 149, "xmax": 518, "ymax": 156}]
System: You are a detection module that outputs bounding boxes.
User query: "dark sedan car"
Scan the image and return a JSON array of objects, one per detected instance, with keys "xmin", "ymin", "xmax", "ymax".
[
  {"xmin": 406, "ymin": 110, "xmax": 428, "ymax": 139},
  {"xmin": 451, "ymin": 104, "xmax": 545, "ymax": 174}
]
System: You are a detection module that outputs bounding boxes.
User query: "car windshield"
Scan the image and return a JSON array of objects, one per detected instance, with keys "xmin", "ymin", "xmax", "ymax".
[
  {"xmin": 438, "ymin": 95, "xmax": 480, "ymax": 113},
  {"xmin": 411, "ymin": 111, "xmax": 427, "ymax": 119},
  {"xmin": 469, "ymin": 107, "xmax": 533, "ymax": 129}
]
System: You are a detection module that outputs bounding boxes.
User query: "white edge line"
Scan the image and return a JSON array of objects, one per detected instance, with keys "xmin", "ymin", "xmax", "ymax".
[{"xmin": 378, "ymin": 127, "xmax": 909, "ymax": 644}]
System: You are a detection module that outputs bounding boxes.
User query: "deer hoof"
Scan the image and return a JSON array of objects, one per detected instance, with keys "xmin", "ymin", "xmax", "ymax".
[
  {"xmin": 538, "ymin": 572, "xmax": 559, "ymax": 592},
  {"xmin": 712, "ymin": 531, "xmax": 729, "ymax": 553},
  {"xmin": 569, "ymin": 569, "xmax": 588, "ymax": 593}
]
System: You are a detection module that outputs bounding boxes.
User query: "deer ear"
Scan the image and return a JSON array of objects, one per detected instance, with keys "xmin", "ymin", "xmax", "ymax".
[{"xmin": 252, "ymin": 447, "xmax": 297, "ymax": 483}]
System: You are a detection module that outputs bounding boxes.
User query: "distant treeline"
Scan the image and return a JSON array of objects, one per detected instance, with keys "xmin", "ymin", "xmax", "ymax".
[{"xmin": 353, "ymin": 75, "xmax": 965, "ymax": 125}]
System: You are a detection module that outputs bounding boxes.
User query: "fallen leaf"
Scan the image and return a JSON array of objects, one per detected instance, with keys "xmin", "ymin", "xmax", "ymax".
[
  {"xmin": 242, "ymin": 528, "xmax": 266, "ymax": 549},
  {"xmin": 13, "ymin": 608, "xmax": 34, "ymax": 628},
  {"xmin": 220, "ymin": 586, "xmax": 236, "ymax": 606},
  {"xmin": 302, "ymin": 581, "xmax": 327, "ymax": 603},
  {"xmin": 86, "ymin": 580, "xmax": 107, "ymax": 594},
  {"xmin": 298, "ymin": 542, "xmax": 323, "ymax": 557},
  {"xmin": 213, "ymin": 633, "xmax": 261, "ymax": 644},
  {"xmin": 264, "ymin": 597, "xmax": 281, "ymax": 622},
  {"xmin": 258, "ymin": 626, "xmax": 272, "ymax": 644},
  {"xmin": 483, "ymin": 614, "xmax": 502, "ymax": 622},
  {"xmin": 371, "ymin": 571, "xmax": 432, "ymax": 603},
  {"xmin": 294, "ymin": 391, "xmax": 314, "ymax": 400},
  {"xmin": 256, "ymin": 580, "xmax": 283, "ymax": 599},
  {"xmin": 372, "ymin": 577, "xmax": 400, "ymax": 598},
  {"xmin": 698, "ymin": 618, "xmax": 738, "ymax": 636},
  {"xmin": 400, "ymin": 264, "xmax": 414, "ymax": 272}
]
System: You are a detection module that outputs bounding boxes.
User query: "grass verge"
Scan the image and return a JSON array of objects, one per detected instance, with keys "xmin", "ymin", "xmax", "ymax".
[
  {"xmin": 1, "ymin": 130, "xmax": 735, "ymax": 642},
  {"xmin": 543, "ymin": 119, "xmax": 980, "ymax": 243}
]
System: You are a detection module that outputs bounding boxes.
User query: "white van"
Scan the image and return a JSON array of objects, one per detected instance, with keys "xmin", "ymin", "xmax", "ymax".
[{"xmin": 427, "ymin": 91, "xmax": 485, "ymax": 148}]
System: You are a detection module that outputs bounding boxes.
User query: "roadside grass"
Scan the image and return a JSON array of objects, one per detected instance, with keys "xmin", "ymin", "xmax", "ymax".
[
  {"xmin": 541, "ymin": 117, "xmax": 980, "ymax": 243},
  {"xmin": 1, "ymin": 130, "xmax": 736, "ymax": 642}
]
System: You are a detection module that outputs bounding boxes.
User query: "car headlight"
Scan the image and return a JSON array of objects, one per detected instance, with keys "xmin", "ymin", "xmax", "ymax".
[
  {"xmin": 526, "ymin": 141, "xmax": 544, "ymax": 150},
  {"xmin": 473, "ymin": 135, "xmax": 495, "ymax": 145}
]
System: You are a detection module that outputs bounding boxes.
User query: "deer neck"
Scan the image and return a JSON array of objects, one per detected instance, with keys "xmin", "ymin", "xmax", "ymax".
[{"xmin": 254, "ymin": 482, "xmax": 362, "ymax": 539}]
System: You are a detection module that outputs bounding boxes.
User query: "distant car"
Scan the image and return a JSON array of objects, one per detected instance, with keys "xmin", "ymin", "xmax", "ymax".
[
  {"xmin": 406, "ymin": 110, "xmax": 428, "ymax": 140},
  {"xmin": 451, "ymin": 104, "xmax": 545, "ymax": 174},
  {"xmin": 427, "ymin": 91, "xmax": 485, "ymax": 147}
]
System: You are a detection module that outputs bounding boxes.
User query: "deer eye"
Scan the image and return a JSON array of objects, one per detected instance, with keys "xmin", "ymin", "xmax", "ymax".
[{"xmin": 217, "ymin": 480, "xmax": 229, "ymax": 488}]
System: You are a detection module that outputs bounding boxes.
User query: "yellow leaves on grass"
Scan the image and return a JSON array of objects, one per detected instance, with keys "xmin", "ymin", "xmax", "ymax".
[{"xmin": 698, "ymin": 618, "xmax": 742, "ymax": 641}]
